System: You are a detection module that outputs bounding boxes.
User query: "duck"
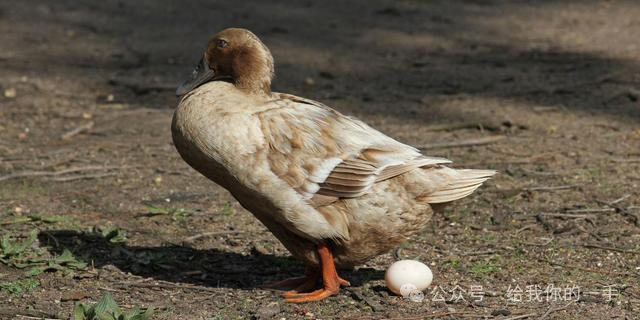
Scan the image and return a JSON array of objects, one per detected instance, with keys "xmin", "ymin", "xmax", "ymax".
[{"xmin": 172, "ymin": 28, "xmax": 496, "ymax": 303}]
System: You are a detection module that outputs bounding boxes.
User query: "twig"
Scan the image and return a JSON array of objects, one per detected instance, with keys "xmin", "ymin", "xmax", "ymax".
[
  {"xmin": 423, "ymin": 122, "xmax": 500, "ymax": 132},
  {"xmin": 515, "ymin": 225, "xmax": 535, "ymax": 234},
  {"xmin": 0, "ymin": 309, "xmax": 61, "ymax": 320},
  {"xmin": 183, "ymin": 231, "xmax": 243, "ymax": 242},
  {"xmin": 61, "ymin": 121, "xmax": 94, "ymax": 140},
  {"xmin": 462, "ymin": 250, "xmax": 498, "ymax": 256},
  {"xmin": 565, "ymin": 208, "xmax": 615, "ymax": 214},
  {"xmin": 48, "ymin": 172, "xmax": 117, "ymax": 182},
  {"xmin": 15, "ymin": 315, "xmax": 61, "ymax": 320},
  {"xmin": 610, "ymin": 194, "xmax": 631, "ymax": 205},
  {"xmin": 417, "ymin": 135, "xmax": 505, "ymax": 150},
  {"xmin": 501, "ymin": 314, "xmax": 536, "ymax": 320},
  {"xmin": 609, "ymin": 158, "xmax": 640, "ymax": 163},
  {"xmin": 521, "ymin": 168, "xmax": 559, "ymax": 176},
  {"xmin": 576, "ymin": 225, "xmax": 604, "ymax": 241},
  {"xmin": 526, "ymin": 185, "xmax": 579, "ymax": 192},
  {"xmin": 15, "ymin": 316, "xmax": 61, "ymax": 320},
  {"xmin": 124, "ymin": 280, "xmax": 219, "ymax": 293},
  {"xmin": 488, "ymin": 185, "xmax": 579, "ymax": 195},
  {"xmin": 540, "ymin": 301, "xmax": 574, "ymax": 320},
  {"xmin": 582, "ymin": 243, "xmax": 640, "ymax": 255},
  {"xmin": 41, "ymin": 231, "xmax": 60, "ymax": 248},
  {"xmin": 0, "ymin": 165, "xmax": 121, "ymax": 181},
  {"xmin": 538, "ymin": 213, "xmax": 595, "ymax": 219},
  {"xmin": 596, "ymin": 199, "xmax": 640, "ymax": 227}
]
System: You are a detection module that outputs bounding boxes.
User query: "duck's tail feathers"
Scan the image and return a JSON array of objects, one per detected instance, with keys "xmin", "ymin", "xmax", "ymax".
[{"xmin": 424, "ymin": 169, "xmax": 496, "ymax": 204}]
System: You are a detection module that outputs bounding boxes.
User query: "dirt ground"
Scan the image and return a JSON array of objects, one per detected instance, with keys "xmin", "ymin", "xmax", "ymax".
[{"xmin": 1, "ymin": 0, "xmax": 639, "ymax": 319}]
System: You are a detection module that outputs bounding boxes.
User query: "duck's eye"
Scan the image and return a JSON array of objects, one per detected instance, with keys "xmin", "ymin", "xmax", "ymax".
[{"xmin": 217, "ymin": 39, "xmax": 228, "ymax": 49}]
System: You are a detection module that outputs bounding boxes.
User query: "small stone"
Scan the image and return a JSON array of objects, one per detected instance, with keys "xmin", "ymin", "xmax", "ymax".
[
  {"xmin": 252, "ymin": 243, "xmax": 271, "ymax": 255},
  {"xmin": 106, "ymin": 94, "xmax": 115, "ymax": 102},
  {"xmin": 4, "ymin": 88, "xmax": 16, "ymax": 98},
  {"xmin": 82, "ymin": 112, "xmax": 93, "ymax": 119},
  {"xmin": 18, "ymin": 132, "xmax": 28, "ymax": 140},
  {"xmin": 154, "ymin": 176, "xmax": 162, "ymax": 184},
  {"xmin": 304, "ymin": 77, "xmax": 315, "ymax": 85}
]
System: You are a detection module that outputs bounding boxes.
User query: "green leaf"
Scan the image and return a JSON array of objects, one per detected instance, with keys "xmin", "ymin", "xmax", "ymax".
[
  {"xmin": 55, "ymin": 249, "xmax": 76, "ymax": 263},
  {"xmin": 73, "ymin": 302, "xmax": 87, "ymax": 320},
  {"xmin": 94, "ymin": 226, "xmax": 127, "ymax": 243},
  {"xmin": 14, "ymin": 230, "xmax": 38, "ymax": 254},
  {"xmin": 145, "ymin": 206, "xmax": 169, "ymax": 215},
  {"xmin": 94, "ymin": 293, "xmax": 121, "ymax": 320},
  {"xmin": 29, "ymin": 214, "xmax": 69, "ymax": 223},
  {"xmin": 124, "ymin": 306, "xmax": 141, "ymax": 320},
  {"xmin": 25, "ymin": 266, "xmax": 46, "ymax": 277},
  {"xmin": 129, "ymin": 306, "xmax": 153, "ymax": 320},
  {"xmin": 0, "ymin": 216, "xmax": 32, "ymax": 225},
  {"xmin": 53, "ymin": 249, "xmax": 88, "ymax": 270}
]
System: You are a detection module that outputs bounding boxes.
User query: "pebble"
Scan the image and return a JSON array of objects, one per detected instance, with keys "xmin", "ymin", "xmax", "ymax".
[{"xmin": 4, "ymin": 88, "xmax": 16, "ymax": 98}]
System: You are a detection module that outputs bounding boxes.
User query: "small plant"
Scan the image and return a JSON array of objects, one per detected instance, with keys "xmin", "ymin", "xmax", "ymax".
[
  {"xmin": 26, "ymin": 248, "xmax": 88, "ymax": 276},
  {"xmin": 445, "ymin": 259, "xmax": 463, "ymax": 270},
  {"xmin": 0, "ymin": 230, "xmax": 38, "ymax": 264},
  {"xmin": 145, "ymin": 205, "xmax": 192, "ymax": 221},
  {"xmin": 469, "ymin": 261, "xmax": 500, "ymax": 275},
  {"xmin": 0, "ymin": 278, "xmax": 40, "ymax": 295},
  {"xmin": 219, "ymin": 202, "xmax": 235, "ymax": 216},
  {"xmin": 28, "ymin": 214, "xmax": 72, "ymax": 224},
  {"xmin": 0, "ymin": 230, "xmax": 87, "ymax": 276},
  {"xmin": 73, "ymin": 293, "xmax": 153, "ymax": 320},
  {"xmin": 93, "ymin": 225, "xmax": 127, "ymax": 243}
]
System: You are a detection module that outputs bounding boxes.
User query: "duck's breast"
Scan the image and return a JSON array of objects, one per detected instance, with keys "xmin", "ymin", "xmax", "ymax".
[{"xmin": 171, "ymin": 82, "xmax": 266, "ymax": 188}]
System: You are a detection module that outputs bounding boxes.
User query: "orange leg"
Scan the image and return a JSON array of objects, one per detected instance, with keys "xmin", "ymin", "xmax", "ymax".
[{"xmin": 284, "ymin": 243, "xmax": 350, "ymax": 303}]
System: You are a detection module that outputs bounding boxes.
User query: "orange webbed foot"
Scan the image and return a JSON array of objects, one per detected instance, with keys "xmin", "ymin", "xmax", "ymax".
[{"xmin": 283, "ymin": 243, "xmax": 349, "ymax": 303}]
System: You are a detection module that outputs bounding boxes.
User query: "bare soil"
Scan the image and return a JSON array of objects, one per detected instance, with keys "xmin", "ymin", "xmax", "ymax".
[{"xmin": 1, "ymin": 1, "xmax": 639, "ymax": 319}]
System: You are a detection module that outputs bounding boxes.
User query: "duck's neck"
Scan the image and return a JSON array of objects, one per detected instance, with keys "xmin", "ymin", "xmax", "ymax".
[
  {"xmin": 234, "ymin": 76, "xmax": 272, "ymax": 96},
  {"xmin": 232, "ymin": 49, "xmax": 274, "ymax": 96}
]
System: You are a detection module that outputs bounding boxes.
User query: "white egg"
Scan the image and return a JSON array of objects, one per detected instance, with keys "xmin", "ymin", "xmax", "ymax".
[{"xmin": 385, "ymin": 260, "xmax": 433, "ymax": 296}]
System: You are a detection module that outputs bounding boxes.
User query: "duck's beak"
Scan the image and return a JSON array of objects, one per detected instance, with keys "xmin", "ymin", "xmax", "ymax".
[{"xmin": 176, "ymin": 55, "xmax": 215, "ymax": 96}]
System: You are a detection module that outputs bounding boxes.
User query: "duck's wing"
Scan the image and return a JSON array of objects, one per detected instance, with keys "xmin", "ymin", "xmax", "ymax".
[{"xmin": 260, "ymin": 93, "xmax": 451, "ymax": 205}]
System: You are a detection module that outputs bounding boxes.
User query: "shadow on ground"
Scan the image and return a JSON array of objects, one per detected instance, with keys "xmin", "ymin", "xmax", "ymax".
[
  {"xmin": 38, "ymin": 230, "xmax": 383, "ymax": 290},
  {"xmin": 3, "ymin": 0, "xmax": 638, "ymax": 122}
]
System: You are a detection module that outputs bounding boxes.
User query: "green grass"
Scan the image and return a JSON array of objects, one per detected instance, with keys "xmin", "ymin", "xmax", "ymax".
[
  {"xmin": 219, "ymin": 202, "xmax": 235, "ymax": 216},
  {"xmin": 0, "ymin": 180, "xmax": 51, "ymax": 202},
  {"xmin": 0, "ymin": 278, "xmax": 40, "ymax": 295},
  {"xmin": 145, "ymin": 205, "xmax": 193, "ymax": 221},
  {"xmin": 444, "ymin": 259, "xmax": 463, "ymax": 270},
  {"xmin": 469, "ymin": 261, "xmax": 501, "ymax": 275}
]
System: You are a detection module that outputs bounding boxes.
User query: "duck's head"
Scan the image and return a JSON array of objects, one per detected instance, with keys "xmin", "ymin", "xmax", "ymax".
[{"xmin": 176, "ymin": 28, "xmax": 275, "ymax": 96}]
